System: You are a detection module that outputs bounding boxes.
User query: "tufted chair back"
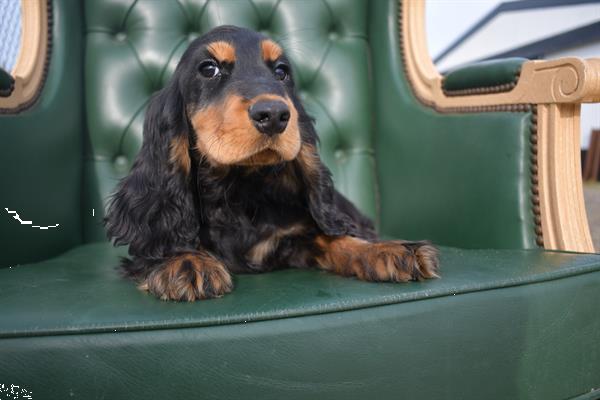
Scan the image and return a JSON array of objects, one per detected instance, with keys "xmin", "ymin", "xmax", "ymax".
[{"xmin": 83, "ymin": 0, "xmax": 377, "ymax": 239}]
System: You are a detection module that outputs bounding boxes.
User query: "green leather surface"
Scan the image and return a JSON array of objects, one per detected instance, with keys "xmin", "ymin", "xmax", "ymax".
[
  {"xmin": 443, "ymin": 57, "xmax": 527, "ymax": 91},
  {"xmin": 83, "ymin": 0, "xmax": 379, "ymax": 238},
  {"xmin": 0, "ymin": 0, "xmax": 85, "ymax": 267},
  {"xmin": 370, "ymin": 1, "xmax": 537, "ymax": 249},
  {"xmin": 1, "ymin": 241, "xmax": 599, "ymax": 399},
  {"xmin": 2, "ymin": 241, "xmax": 600, "ymax": 337}
]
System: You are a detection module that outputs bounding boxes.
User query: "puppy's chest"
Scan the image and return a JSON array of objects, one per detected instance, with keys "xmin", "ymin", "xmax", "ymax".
[{"xmin": 198, "ymin": 184, "xmax": 312, "ymax": 272}]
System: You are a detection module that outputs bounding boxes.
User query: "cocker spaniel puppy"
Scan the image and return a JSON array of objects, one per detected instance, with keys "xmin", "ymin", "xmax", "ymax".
[{"xmin": 106, "ymin": 26, "xmax": 439, "ymax": 302}]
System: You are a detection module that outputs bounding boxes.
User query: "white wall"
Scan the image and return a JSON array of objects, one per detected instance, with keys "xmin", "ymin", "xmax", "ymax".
[
  {"xmin": 425, "ymin": 0, "xmax": 501, "ymax": 60},
  {"xmin": 426, "ymin": 1, "xmax": 600, "ymax": 150},
  {"xmin": 435, "ymin": 3, "xmax": 600, "ymax": 71}
]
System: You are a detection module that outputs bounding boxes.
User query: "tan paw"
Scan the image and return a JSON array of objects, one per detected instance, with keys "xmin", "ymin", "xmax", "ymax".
[
  {"xmin": 316, "ymin": 236, "xmax": 440, "ymax": 282},
  {"xmin": 358, "ymin": 240, "xmax": 440, "ymax": 282},
  {"xmin": 139, "ymin": 253, "xmax": 233, "ymax": 301}
]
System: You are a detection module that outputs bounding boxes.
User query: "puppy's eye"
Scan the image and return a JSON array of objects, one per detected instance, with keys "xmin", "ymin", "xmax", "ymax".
[
  {"xmin": 273, "ymin": 64, "xmax": 289, "ymax": 81},
  {"xmin": 199, "ymin": 60, "xmax": 220, "ymax": 78}
]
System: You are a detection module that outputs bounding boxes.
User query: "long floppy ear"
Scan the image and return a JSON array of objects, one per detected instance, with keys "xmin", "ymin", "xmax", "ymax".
[
  {"xmin": 105, "ymin": 82, "xmax": 200, "ymax": 258},
  {"xmin": 296, "ymin": 121, "xmax": 376, "ymax": 239}
]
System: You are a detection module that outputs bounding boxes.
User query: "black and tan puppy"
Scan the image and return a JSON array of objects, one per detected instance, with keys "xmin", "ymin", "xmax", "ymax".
[{"xmin": 106, "ymin": 26, "xmax": 439, "ymax": 302}]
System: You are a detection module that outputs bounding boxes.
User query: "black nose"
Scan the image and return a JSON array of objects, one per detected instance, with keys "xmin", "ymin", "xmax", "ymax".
[{"xmin": 249, "ymin": 100, "xmax": 290, "ymax": 136}]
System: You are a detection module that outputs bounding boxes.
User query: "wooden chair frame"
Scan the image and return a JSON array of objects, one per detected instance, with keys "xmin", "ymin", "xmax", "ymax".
[
  {"xmin": 0, "ymin": 0, "xmax": 50, "ymax": 112},
  {"xmin": 401, "ymin": 0, "xmax": 598, "ymax": 253}
]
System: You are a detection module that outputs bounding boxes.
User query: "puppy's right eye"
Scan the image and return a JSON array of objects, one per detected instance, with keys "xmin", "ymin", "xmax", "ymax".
[{"xmin": 199, "ymin": 60, "xmax": 220, "ymax": 78}]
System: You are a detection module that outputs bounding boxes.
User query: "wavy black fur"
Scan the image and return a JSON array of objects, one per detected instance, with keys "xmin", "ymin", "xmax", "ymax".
[{"xmin": 105, "ymin": 26, "xmax": 380, "ymax": 288}]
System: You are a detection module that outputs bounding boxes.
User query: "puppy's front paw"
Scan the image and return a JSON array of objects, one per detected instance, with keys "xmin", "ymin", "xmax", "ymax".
[
  {"xmin": 399, "ymin": 241, "xmax": 440, "ymax": 280},
  {"xmin": 316, "ymin": 236, "xmax": 439, "ymax": 282},
  {"xmin": 139, "ymin": 253, "xmax": 233, "ymax": 301}
]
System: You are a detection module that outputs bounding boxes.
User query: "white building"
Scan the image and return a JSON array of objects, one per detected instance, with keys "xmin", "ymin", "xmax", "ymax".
[{"xmin": 434, "ymin": 0, "xmax": 600, "ymax": 149}]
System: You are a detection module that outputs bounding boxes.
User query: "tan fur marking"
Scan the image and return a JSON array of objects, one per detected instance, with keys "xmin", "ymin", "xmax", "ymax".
[
  {"xmin": 138, "ymin": 252, "xmax": 233, "ymax": 302},
  {"xmin": 297, "ymin": 144, "xmax": 320, "ymax": 179},
  {"xmin": 261, "ymin": 39, "xmax": 283, "ymax": 62},
  {"xmin": 191, "ymin": 94, "xmax": 301, "ymax": 167},
  {"xmin": 169, "ymin": 135, "xmax": 191, "ymax": 175},
  {"xmin": 206, "ymin": 41, "xmax": 236, "ymax": 63},
  {"xmin": 247, "ymin": 224, "xmax": 305, "ymax": 265},
  {"xmin": 315, "ymin": 236, "xmax": 440, "ymax": 282}
]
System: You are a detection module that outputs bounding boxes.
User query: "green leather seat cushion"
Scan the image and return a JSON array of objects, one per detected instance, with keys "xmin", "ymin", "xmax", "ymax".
[
  {"xmin": 0, "ymin": 242, "xmax": 598, "ymax": 338},
  {"xmin": 1, "ymin": 243, "xmax": 599, "ymax": 399}
]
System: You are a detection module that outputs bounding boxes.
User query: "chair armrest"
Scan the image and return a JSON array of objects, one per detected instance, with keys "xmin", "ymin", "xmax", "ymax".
[
  {"xmin": 400, "ymin": 0, "xmax": 598, "ymax": 253},
  {"xmin": 442, "ymin": 58, "xmax": 526, "ymax": 96},
  {"xmin": 409, "ymin": 55, "xmax": 600, "ymax": 108},
  {"xmin": 402, "ymin": 2, "xmax": 600, "ymax": 108}
]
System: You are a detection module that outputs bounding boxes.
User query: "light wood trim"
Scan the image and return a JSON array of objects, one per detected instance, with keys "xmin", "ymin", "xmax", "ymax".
[
  {"xmin": 0, "ymin": 0, "xmax": 49, "ymax": 110},
  {"xmin": 401, "ymin": 0, "xmax": 596, "ymax": 252},
  {"xmin": 537, "ymin": 104, "xmax": 594, "ymax": 252},
  {"xmin": 402, "ymin": 1, "xmax": 600, "ymax": 108}
]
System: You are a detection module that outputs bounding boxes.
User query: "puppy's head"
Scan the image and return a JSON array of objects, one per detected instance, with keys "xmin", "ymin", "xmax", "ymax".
[
  {"xmin": 106, "ymin": 26, "xmax": 362, "ymax": 256},
  {"xmin": 173, "ymin": 26, "xmax": 301, "ymax": 167}
]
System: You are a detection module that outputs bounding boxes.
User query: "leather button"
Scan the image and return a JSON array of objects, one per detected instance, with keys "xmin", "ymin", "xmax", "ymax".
[
  {"xmin": 334, "ymin": 149, "xmax": 346, "ymax": 159},
  {"xmin": 114, "ymin": 32, "xmax": 127, "ymax": 42},
  {"xmin": 114, "ymin": 155, "xmax": 128, "ymax": 168},
  {"xmin": 186, "ymin": 22, "xmax": 201, "ymax": 41},
  {"xmin": 257, "ymin": 18, "xmax": 268, "ymax": 35},
  {"xmin": 328, "ymin": 21, "xmax": 339, "ymax": 40}
]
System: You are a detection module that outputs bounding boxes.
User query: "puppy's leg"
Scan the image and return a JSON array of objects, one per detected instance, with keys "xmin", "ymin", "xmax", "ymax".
[
  {"xmin": 314, "ymin": 236, "xmax": 439, "ymax": 282},
  {"xmin": 125, "ymin": 251, "xmax": 233, "ymax": 302}
]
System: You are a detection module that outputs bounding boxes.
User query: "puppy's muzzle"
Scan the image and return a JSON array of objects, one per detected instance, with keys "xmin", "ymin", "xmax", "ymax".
[{"xmin": 249, "ymin": 100, "xmax": 290, "ymax": 137}]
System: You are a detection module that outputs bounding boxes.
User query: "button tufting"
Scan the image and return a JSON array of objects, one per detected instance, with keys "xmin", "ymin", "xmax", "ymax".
[
  {"xmin": 328, "ymin": 21, "xmax": 340, "ymax": 41},
  {"xmin": 186, "ymin": 22, "xmax": 201, "ymax": 41},
  {"xmin": 86, "ymin": 0, "xmax": 375, "ymax": 217},
  {"xmin": 334, "ymin": 149, "xmax": 346, "ymax": 159},
  {"xmin": 114, "ymin": 155, "xmax": 129, "ymax": 168}
]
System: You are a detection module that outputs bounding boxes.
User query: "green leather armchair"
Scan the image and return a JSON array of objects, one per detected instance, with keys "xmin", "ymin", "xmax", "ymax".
[{"xmin": 1, "ymin": 1, "xmax": 599, "ymax": 399}]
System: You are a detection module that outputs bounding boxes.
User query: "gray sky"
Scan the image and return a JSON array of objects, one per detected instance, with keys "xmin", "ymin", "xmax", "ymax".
[{"xmin": 426, "ymin": 0, "xmax": 505, "ymax": 59}]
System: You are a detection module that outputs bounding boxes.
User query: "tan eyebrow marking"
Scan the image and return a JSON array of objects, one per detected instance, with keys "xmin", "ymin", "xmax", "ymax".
[
  {"xmin": 206, "ymin": 41, "xmax": 236, "ymax": 63},
  {"xmin": 261, "ymin": 39, "xmax": 283, "ymax": 62}
]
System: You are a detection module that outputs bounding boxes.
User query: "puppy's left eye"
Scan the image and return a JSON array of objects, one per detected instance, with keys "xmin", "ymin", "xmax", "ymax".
[
  {"xmin": 273, "ymin": 64, "xmax": 289, "ymax": 81},
  {"xmin": 199, "ymin": 60, "xmax": 221, "ymax": 78}
]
